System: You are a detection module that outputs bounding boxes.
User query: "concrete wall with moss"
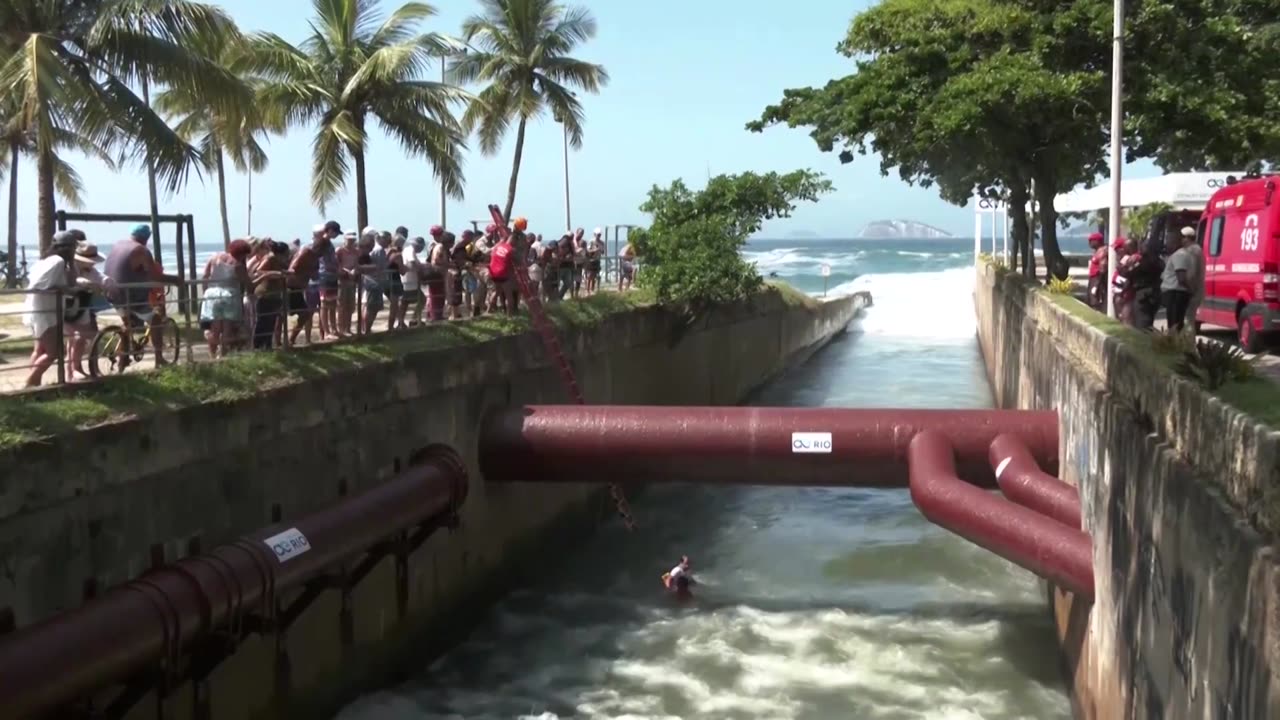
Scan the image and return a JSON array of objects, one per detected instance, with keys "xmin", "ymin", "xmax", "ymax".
[
  {"xmin": 974, "ymin": 263, "xmax": 1280, "ymax": 719},
  {"xmin": 0, "ymin": 289, "xmax": 860, "ymax": 720}
]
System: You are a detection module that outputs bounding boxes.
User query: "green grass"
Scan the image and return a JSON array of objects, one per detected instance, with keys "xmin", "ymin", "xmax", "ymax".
[
  {"xmin": 766, "ymin": 280, "xmax": 822, "ymax": 309},
  {"xmin": 1040, "ymin": 279, "xmax": 1280, "ymax": 428},
  {"xmin": 0, "ymin": 290, "xmax": 659, "ymax": 450}
]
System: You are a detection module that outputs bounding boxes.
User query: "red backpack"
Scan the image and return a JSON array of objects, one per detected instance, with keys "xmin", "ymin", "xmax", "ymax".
[{"xmin": 489, "ymin": 241, "xmax": 513, "ymax": 281}]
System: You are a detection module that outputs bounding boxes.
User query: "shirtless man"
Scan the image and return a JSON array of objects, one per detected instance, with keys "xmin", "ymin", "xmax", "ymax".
[
  {"xmin": 618, "ymin": 241, "xmax": 636, "ymax": 292},
  {"xmin": 286, "ymin": 226, "xmax": 328, "ymax": 345},
  {"xmin": 103, "ymin": 224, "xmax": 180, "ymax": 367}
]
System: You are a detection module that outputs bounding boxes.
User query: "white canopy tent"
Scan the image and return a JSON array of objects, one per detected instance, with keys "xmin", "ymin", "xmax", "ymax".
[{"xmin": 1054, "ymin": 171, "xmax": 1246, "ymax": 213}]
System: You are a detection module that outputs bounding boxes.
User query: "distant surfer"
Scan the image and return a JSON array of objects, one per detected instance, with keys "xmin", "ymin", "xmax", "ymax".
[{"xmin": 661, "ymin": 555, "xmax": 696, "ymax": 600}]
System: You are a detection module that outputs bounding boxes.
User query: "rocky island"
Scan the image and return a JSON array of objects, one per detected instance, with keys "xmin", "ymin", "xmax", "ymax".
[{"xmin": 858, "ymin": 220, "xmax": 954, "ymax": 239}]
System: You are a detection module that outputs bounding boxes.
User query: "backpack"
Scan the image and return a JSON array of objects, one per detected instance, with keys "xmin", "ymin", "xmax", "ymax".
[{"xmin": 489, "ymin": 242, "xmax": 513, "ymax": 281}]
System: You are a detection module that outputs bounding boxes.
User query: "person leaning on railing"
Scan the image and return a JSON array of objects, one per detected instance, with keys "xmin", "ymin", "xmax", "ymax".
[
  {"xmin": 21, "ymin": 232, "xmax": 80, "ymax": 387},
  {"xmin": 250, "ymin": 240, "xmax": 290, "ymax": 350}
]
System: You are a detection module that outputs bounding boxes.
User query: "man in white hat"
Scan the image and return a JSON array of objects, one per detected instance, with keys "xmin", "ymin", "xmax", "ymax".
[
  {"xmin": 1179, "ymin": 226, "xmax": 1204, "ymax": 334},
  {"xmin": 1160, "ymin": 226, "xmax": 1199, "ymax": 332}
]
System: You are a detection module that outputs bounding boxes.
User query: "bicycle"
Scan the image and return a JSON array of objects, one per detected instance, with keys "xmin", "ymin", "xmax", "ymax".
[{"xmin": 88, "ymin": 289, "xmax": 181, "ymax": 378}]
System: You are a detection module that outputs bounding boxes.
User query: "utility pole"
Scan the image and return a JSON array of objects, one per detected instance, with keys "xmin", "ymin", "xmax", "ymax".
[
  {"xmin": 439, "ymin": 57, "xmax": 448, "ymax": 229},
  {"xmin": 1106, "ymin": 0, "xmax": 1125, "ymax": 318},
  {"xmin": 247, "ymin": 171, "xmax": 253, "ymax": 235}
]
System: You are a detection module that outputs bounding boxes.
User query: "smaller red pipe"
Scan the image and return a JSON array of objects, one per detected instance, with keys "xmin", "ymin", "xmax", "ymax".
[
  {"xmin": 909, "ymin": 431, "xmax": 1094, "ymax": 600},
  {"xmin": 989, "ymin": 434, "xmax": 1083, "ymax": 530}
]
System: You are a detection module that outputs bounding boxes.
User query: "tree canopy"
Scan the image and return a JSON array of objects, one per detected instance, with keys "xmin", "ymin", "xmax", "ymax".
[
  {"xmin": 631, "ymin": 170, "xmax": 831, "ymax": 309},
  {"xmin": 749, "ymin": 0, "xmax": 1280, "ymax": 279},
  {"xmin": 452, "ymin": 0, "xmax": 608, "ymax": 221},
  {"xmin": 248, "ymin": 0, "xmax": 470, "ymax": 230}
]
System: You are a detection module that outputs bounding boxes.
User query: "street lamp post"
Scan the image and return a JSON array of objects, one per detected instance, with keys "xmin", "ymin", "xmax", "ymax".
[
  {"xmin": 555, "ymin": 91, "xmax": 576, "ymax": 232},
  {"xmin": 1105, "ymin": 0, "xmax": 1125, "ymax": 318},
  {"xmin": 440, "ymin": 55, "xmax": 449, "ymax": 229}
]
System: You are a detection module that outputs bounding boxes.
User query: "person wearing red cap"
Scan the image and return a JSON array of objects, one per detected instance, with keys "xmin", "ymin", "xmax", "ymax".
[{"xmin": 1086, "ymin": 232, "xmax": 1107, "ymax": 310}]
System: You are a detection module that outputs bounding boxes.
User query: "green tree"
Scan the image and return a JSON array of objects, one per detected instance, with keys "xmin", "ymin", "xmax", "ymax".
[
  {"xmin": 1124, "ymin": 201, "xmax": 1174, "ymax": 242},
  {"xmin": 0, "ymin": 0, "xmax": 251, "ymax": 254},
  {"xmin": 632, "ymin": 170, "xmax": 832, "ymax": 311},
  {"xmin": 155, "ymin": 36, "xmax": 273, "ymax": 247},
  {"xmin": 1124, "ymin": 0, "xmax": 1280, "ymax": 170},
  {"xmin": 749, "ymin": 0, "xmax": 1107, "ymax": 280},
  {"xmin": 0, "ymin": 102, "xmax": 115, "ymax": 286},
  {"xmin": 452, "ymin": 0, "xmax": 608, "ymax": 222},
  {"xmin": 249, "ymin": 0, "xmax": 469, "ymax": 230}
]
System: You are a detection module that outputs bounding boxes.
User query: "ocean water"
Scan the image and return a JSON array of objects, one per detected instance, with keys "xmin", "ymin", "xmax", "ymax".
[{"xmin": 334, "ymin": 237, "xmax": 1072, "ymax": 720}]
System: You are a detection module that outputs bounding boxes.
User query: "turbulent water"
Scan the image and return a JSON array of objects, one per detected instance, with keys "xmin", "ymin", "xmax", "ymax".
[{"xmin": 337, "ymin": 238, "xmax": 1072, "ymax": 720}]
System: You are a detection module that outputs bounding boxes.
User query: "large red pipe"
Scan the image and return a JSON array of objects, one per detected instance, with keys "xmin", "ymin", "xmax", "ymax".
[
  {"xmin": 989, "ymin": 434, "xmax": 1083, "ymax": 530},
  {"xmin": 908, "ymin": 431, "xmax": 1093, "ymax": 599},
  {"xmin": 480, "ymin": 406, "xmax": 1058, "ymax": 488},
  {"xmin": 0, "ymin": 445, "xmax": 468, "ymax": 720}
]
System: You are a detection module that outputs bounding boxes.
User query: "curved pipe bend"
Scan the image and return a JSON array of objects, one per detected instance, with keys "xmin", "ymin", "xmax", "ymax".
[
  {"xmin": 909, "ymin": 430, "xmax": 1094, "ymax": 601},
  {"xmin": 988, "ymin": 434, "xmax": 1083, "ymax": 530}
]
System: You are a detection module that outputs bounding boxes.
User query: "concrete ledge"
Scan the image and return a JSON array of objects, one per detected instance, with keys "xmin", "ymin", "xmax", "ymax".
[{"xmin": 975, "ymin": 263, "xmax": 1280, "ymax": 718}]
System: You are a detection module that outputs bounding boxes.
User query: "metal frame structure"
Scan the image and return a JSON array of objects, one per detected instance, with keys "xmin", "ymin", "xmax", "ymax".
[{"xmin": 55, "ymin": 211, "xmax": 200, "ymax": 311}]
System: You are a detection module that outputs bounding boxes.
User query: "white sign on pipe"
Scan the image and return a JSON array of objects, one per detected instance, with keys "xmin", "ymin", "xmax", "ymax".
[
  {"xmin": 820, "ymin": 264, "xmax": 831, "ymax": 278},
  {"xmin": 791, "ymin": 432, "xmax": 833, "ymax": 453},
  {"xmin": 264, "ymin": 527, "xmax": 311, "ymax": 563}
]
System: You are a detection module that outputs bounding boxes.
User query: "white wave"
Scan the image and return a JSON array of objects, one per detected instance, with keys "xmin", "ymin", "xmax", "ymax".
[
  {"xmin": 826, "ymin": 267, "xmax": 976, "ymax": 341},
  {"xmin": 743, "ymin": 247, "xmax": 865, "ymax": 277}
]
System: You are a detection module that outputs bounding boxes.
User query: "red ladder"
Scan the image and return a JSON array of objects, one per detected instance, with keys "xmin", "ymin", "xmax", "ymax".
[{"xmin": 487, "ymin": 205, "xmax": 636, "ymax": 530}]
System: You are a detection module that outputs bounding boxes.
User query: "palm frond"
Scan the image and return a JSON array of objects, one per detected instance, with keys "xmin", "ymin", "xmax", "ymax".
[
  {"xmin": 539, "ymin": 75, "xmax": 585, "ymax": 147},
  {"xmin": 538, "ymin": 56, "xmax": 607, "ymax": 94},
  {"xmin": 310, "ymin": 121, "xmax": 351, "ymax": 211},
  {"xmin": 373, "ymin": 98, "xmax": 466, "ymax": 199},
  {"xmin": 49, "ymin": 152, "xmax": 86, "ymax": 208},
  {"xmin": 369, "ymin": 2, "xmax": 437, "ymax": 49},
  {"xmin": 540, "ymin": 4, "xmax": 597, "ymax": 56},
  {"xmin": 461, "ymin": 81, "xmax": 514, "ymax": 156}
]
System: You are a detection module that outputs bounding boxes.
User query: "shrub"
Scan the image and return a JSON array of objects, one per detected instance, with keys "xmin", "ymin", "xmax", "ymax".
[
  {"xmin": 1174, "ymin": 337, "xmax": 1259, "ymax": 390},
  {"xmin": 1046, "ymin": 277, "xmax": 1076, "ymax": 294},
  {"xmin": 1151, "ymin": 328, "xmax": 1195, "ymax": 355},
  {"xmin": 632, "ymin": 170, "xmax": 832, "ymax": 310}
]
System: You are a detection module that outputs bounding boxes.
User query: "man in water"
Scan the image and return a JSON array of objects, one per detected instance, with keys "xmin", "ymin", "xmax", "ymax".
[{"xmin": 662, "ymin": 556, "xmax": 696, "ymax": 599}]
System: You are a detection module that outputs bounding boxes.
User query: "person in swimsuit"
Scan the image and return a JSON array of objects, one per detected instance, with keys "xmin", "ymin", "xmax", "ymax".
[
  {"xmin": 315, "ymin": 222, "xmax": 342, "ymax": 339},
  {"xmin": 585, "ymin": 229, "xmax": 604, "ymax": 296},
  {"xmin": 286, "ymin": 226, "xmax": 328, "ymax": 345},
  {"xmin": 336, "ymin": 231, "xmax": 361, "ymax": 336},
  {"xmin": 661, "ymin": 556, "xmax": 696, "ymax": 599}
]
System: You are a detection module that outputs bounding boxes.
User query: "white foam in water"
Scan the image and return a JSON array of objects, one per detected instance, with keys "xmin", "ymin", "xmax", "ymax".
[
  {"xmin": 744, "ymin": 247, "xmax": 866, "ymax": 277},
  {"xmin": 826, "ymin": 267, "xmax": 976, "ymax": 341}
]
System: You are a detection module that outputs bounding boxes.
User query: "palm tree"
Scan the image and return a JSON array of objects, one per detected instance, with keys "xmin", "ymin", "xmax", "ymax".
[
  {"xmin": 155, "ymin": 37, "xmax": 272, "ymax": 247},
  {"xmin": 453, "ymin": 0, "xmax": 608, "ymax": 222},
  {"xmin": 248, "ymin": 0, "xmax": 469, "ymax": 230},
  {"xmin": 0, "ymin": 101, "xmax": 116, "ymax": 286},
  {"xmin": 0, "ymin": 0, "xmax": 251, "ymax": 255}
]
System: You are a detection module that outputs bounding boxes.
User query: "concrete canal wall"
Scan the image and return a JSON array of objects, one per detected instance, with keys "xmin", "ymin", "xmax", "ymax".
[
  {"xmin": 0, "ymin": 289, "xmax": 861, "ymax": 719},
  {"xmin": 974, "ymin": 264, "xmax": 1280, "ymax": 719}
]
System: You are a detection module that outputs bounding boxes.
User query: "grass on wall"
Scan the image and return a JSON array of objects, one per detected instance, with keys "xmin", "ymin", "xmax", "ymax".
[
  {"xmin": 0, "ymin": 283, "xmax": 833, "ymax": 450},
  {"xmin": 1039, "ymin": 278, "xmax": 1280, "ymax": 429}
]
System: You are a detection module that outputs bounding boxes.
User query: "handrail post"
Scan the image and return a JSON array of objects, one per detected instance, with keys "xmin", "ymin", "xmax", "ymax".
[{"xmin": 54, "ymin": 290, "xmax": 66, "ymax": 385}]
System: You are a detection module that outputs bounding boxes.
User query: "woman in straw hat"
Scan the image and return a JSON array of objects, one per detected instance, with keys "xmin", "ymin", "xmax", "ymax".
[{"xmin": 65, "ymin": 238, "xmax": 106, "ymax": 381}]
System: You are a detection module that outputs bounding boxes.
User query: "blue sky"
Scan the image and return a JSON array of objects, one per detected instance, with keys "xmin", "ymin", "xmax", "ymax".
[{"xmin": 9, "ymin": 0, "xmax": 1159, "ymax": 247}]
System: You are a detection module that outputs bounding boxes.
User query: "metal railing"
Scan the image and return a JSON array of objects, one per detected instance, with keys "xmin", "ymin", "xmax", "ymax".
[{"xmin": 0, "ymin": 256, "xmax": 641, "ymax": 394}]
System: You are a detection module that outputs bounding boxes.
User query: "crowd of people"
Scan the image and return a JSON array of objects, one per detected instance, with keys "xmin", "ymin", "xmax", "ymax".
[
  {"xmin": 18, "ymin": 217, "xmax": 640, "ymax": 388},
  {"xmin": 1085, "ymin": 225, "xmax": 1202, "ymax": 332}
]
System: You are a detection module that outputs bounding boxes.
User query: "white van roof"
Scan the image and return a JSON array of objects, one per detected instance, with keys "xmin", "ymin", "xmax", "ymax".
[{"xmin": 1054, "ymin": 171, "xmax": 1248, "ymax": 212}]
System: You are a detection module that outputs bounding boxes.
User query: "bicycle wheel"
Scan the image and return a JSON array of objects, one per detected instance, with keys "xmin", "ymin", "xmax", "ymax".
[
  {"xmin": 154, "ymin": 317, "xmax": 182, "ymax": 365},
  {"xmin": 88, "ymin": 326, "xmax": 130, "ymax": 378}
]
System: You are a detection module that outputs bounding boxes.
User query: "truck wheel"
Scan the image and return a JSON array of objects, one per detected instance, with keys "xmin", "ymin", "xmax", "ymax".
[{"xmin": 1239, "ymin": 312, "xmax": 1263, "ymax": 354}]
